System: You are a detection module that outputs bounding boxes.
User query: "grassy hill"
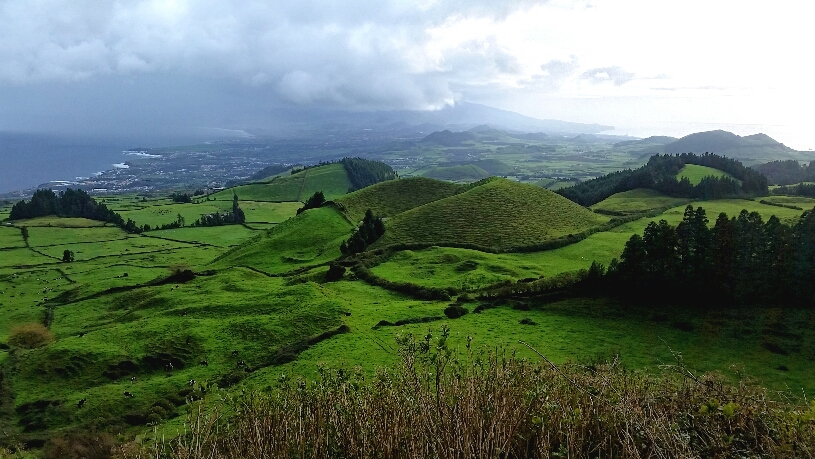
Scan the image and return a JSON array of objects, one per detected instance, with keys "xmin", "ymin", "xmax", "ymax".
[
  {"xmin": 377, "ymin": 178, "xmax": 608, "ymax": 251},
  {"xmin": 213, "ymin": 206, "xmax": 353, "ymax": 274},
  {"xmin": 211, "ymin": 163, "xmax": 352, "ymax": 202},
  {"xmin": 336, "ymin": 177, "xmax": 461, "ymax": 222},
  {"xmin": 422, "ymin": 164, "xmax": 491, "ymax": 182},
  {"xmin": 675, "ymin": 164, "xmax": 737, "ymax": 185},
  {"xmin": 592, "ymin": 188, "xmax": 690, "ymax": 215}
]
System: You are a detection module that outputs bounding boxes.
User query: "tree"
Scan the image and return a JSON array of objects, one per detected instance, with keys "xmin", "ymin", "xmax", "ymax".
[
  {"xmin": 62, "ymin": 250, "xmax": 74, "ymax": 262},
  {"xmin": 297, "ymin": 191, "xmax": 326, "ymax": 215},
  {"xmin": 232, "ymin": 194, "xmax": 246, "ymax": 223}
]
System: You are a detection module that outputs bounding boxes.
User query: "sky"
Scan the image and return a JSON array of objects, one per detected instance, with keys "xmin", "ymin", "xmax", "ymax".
[{"xmin": 1, "ymin": 0, "xmax": 813, "ymax": 149}]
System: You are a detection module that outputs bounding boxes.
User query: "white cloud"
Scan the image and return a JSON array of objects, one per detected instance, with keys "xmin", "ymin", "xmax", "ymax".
[{"xmin": 0, "ymin": 0, "xmax": 812, "ymax": 142}]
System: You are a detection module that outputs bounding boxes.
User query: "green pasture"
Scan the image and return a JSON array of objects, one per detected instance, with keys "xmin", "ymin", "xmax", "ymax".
[
  {"xmin": 26, "ymin": 225, "xmax": 127, "ymax": 247},
  {"xmin": 676, "ymin": 164, "xmax": 736, "ymax": 185},
  {"xmin": 148, "ymin": 226, "xmax": 256, "ymax": 248},
  {"xmin": 9, "ymin": 268, "xmax": 344, "ymax": 432},
  {"xmin": 371, "ymin": 198, "xmax": 813, "ymax": 292},
  {"xmin": 761, "ymin": 195, "xmax": 815, "ymax": 208},
  {"xmin": 337, "ymin": 177, "xmax": 461, "ymax": 222},
  {"xmin": 377, "ymin": 178, "xmax": 607, "ymax": 250},
  {"xmin": 245, "ymin": 280, "xmax": 815, "ymax": 398},
  {"xmin": 214, "ymin": 206, "xmax": 353, "ymax": 274},
  {"xmin": 0, "ymin": 225, "xmax": 25, "ymax": 248},
  {"xmin": 211, "ymin": 163, "xmax": 352, "ymax": 202},
  {"xmin": 7, "ymin": 216, "xmax": 108, "ymax": 227},
  {"xmin": 592, "ymin": 188, "xmax": 690, "ymax": 214},
  {"xmin": 3, "ymin": 182, "xmax": 815, "ymax": 444},
  {"xmin": 422, "ymin": 164, "xmax": 491, "ymax": 182}
]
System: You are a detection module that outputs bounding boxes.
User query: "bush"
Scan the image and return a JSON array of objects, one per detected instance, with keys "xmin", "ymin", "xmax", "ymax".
[
  {"xmin": 41, "ymin": 431, "xmax": 116, "ymax": 459},
  {"xmin": 325, "ymin": 263, "xmax": 346, "ymax": 281},
  {"xmin": 8, "ymin": 323, "xmax": 54, "ymax": 349},
  {"xmin": 443, "ymin": 304, "xmax": 468, "ymax": 319}
]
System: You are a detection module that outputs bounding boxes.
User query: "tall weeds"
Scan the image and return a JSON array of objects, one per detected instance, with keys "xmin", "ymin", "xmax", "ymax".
[{"xmin": 119, "ymin": 327, "xmax": 815, "ymax": 458}]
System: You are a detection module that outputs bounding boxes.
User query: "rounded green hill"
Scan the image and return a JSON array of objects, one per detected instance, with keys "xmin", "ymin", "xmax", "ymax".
[{"xmin": 377, "ymin": 177, "xmax": 608, "ymax": 251}]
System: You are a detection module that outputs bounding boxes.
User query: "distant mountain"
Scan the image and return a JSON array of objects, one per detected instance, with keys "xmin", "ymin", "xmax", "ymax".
[
  {"xmin": 248, "ymin": 103, "xmax": 612, "ymax": 136},
  {"xmin": 420, "ymin": 130, "xmax": 477, "ymax": 147},
  {"xmin": 613, "ymin": 136, "xmax": 677, "ymax": 148},
  {"xmin": 664, "ymin": 130, "xmax": 786, "ymax": 153},
  {"xmin": 601, "ymin": 131, "xmax": 814, "ymax": 165}
]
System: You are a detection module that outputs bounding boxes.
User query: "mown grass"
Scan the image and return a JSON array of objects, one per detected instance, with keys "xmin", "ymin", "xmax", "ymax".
[
  {"xmin": 591, "ymin": 188, "xmax": 690, "ymax": 214},
  {"xmin": 675, "ymin": 164, "xmax": 737, "ymax": 185},
  {"xmin": 211, "ymin": 163, "xmax": 352, "ymax": 202},
  {"xmin": 336, "ymin": 177, "xmax": 461, "ymax": 222},
  {"xmin": 377, "ymin": 178, "xmax": 607, "ymax": 250}
]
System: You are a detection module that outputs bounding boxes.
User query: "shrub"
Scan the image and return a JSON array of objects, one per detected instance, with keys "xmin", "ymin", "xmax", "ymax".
[
  {"xmin": 325, "ymin": 263, "xmax": 346, "ymax": 281},
  {"xmin": 8, "ymin": 323, "xmax": 54, "ymax": 349},
  {"xmin": 443, "ymin": 304, "xmax": 468, "ymax": 319},
  {"xmin": 40, "ymin": 431, "xmax": 116, "ymax": 459}
]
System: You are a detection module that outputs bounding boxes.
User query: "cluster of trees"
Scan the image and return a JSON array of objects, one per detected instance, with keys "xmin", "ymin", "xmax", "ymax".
[
  {"xmin": 191, "ymin": 195, "xmax": 245, "ymax": 227},
  {"xmin": 558, "ymin": 153, "xmax": 768, "ymax": 207},
  {"xmin": 753, "ymin": 160, "xmax": 815, "ymax": 186},
  {"xmin": 170, "ymin": 192, "xmax": 192, "ymax": 203},
  {"xmin": 290, "ymin": 158, "xmax": 396, "ymax": 192},
  {"xmin": 598, "ymin": 205, "xmax": 815, "ymax": 307},
  {"xmin": 9, "ymin": 189, "xmax": 124, "ymax": 225},
  {"xmin": 772, "ymin": 183, "xmax": 815, "ymax": 198},
  {"xmin": 340, "ymin": 157, "xmax": 397, "ymax": 191},
  {"xmin": 340, "ymin": 209, "xmax": 385, "ymax": 255},
  {"xmin": 297, "ymin": 191, "xmax": 325, "ymax": 215}
]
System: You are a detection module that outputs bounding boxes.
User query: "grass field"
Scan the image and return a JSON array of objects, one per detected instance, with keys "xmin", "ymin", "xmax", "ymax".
[
  {"xmin": 246, "ymin": 282, "xmax": 815, "ymax": 399},
  {"xmin": 592, "ymin": 188, "xmax": 690, "ymax": 214},
  {"xmin": 2, "ymin": 182, "xmax": 815, "ymax": 447},
  {"xmin": 211, "ymin": 163, "xmax": 352, "ymax": 202},
  {"xmin": 336, "ymin": 177, "xmax": 461, "ymax": 222},
  {"xmin": 214, "ymin": 206, "xmax": 353, "ymax": 274},
  {"xmin": 422, "ymin": 164, "xmax": 491, "ymax": 181},
  {"xmin": 675, "ymin": 164, "xmax": 737, "ymax": 185},
  {"xmin": 377, "ymin": 178, "xmax": 608, "ymax": 250}
]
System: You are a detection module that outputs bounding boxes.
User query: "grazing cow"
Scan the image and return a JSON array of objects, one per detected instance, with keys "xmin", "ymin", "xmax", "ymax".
[
  {"xmin": 165, "ymin": 362, "xmax": 174, "ymax": 371},
  {"xmin": 237, "ymin": 360, "xmax": 246, "ymax": 367},
  {"xmin": 231, "ymin": 350, "xmax": 239, "ymax": 357},
  {"xmin": 124, "ymin": 391, "xmax": 134, "ymax": 398},
  {"xmin": 188, "ymin": 379, "xmax": 196, "ymax": 386},
  {"xmin": 130, "ymin": 376, "xmax": 136, "ymax": 383},
  {"xmin": 77, "ymin": 398, "xmax": 86, "ymax": 408},
  {"xmin": 199, "ymin": 360, "xmax": 208, "ymax": 366}
]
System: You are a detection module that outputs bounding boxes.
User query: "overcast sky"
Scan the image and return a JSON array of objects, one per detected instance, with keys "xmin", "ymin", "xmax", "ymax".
[{"xmin": 1, "ymin": 0, "xmax": 812, "ymax": 148}]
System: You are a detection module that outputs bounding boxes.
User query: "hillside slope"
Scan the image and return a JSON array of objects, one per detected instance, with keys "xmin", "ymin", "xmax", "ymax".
[
  {"xmin": 377, "ymin": 178, "xmax": 607, "ymax": 251},
  {"xmin": 214, "ymin": 206, "xmax": 353, "ymax": 273},
  {"xmin": 212, "ymin": 163, "xmax": 352, "ymax": 202},
  {"xmin": 336, "ymin": 177, "xmax": 462, "ymax": 222},
  {"xmin": 422, "ymin": 164, "xmax": 491, "ymax": 182}
]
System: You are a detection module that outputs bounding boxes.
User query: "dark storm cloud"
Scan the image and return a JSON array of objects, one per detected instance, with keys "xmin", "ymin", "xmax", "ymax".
[{"xmin": 0, "ymin": 0, "xmax": 545, "ymax": 112}]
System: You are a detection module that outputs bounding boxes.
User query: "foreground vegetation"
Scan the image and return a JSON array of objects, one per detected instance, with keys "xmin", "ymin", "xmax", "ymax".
[{"xmin": 112, "ymin": 333, "xmax": 815, "ymax": 458}]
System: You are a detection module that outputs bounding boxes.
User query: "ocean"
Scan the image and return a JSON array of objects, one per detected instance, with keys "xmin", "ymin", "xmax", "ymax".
[{"xmin": 0, "ymin": 131, "xmax": 227, "ymax": 194}]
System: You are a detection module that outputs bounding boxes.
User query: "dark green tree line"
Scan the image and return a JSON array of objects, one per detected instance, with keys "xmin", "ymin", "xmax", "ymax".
[
  {"xmin": 558, "ymin": 153, "xmax": 768, "ymax": 207},
  {"xmin": 340, "ymin": 209, "xmax": 385, "ymax": 255},
  {"xmin": 605, "ymin": 205, "xmax": 815, "ymax": 307}
]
